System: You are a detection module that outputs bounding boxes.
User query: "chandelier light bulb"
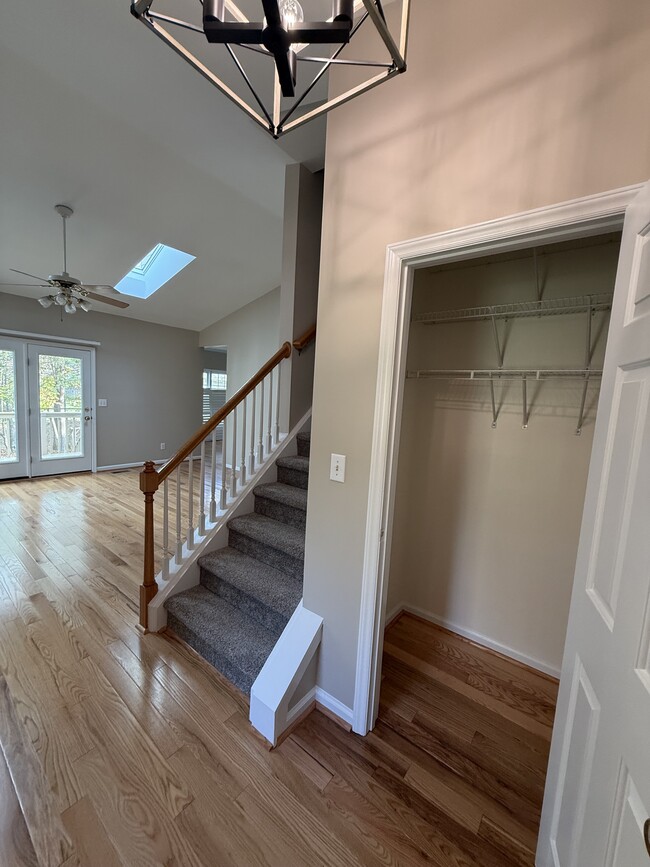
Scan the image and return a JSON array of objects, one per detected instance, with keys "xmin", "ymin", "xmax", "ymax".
[
  {"xmin": 279, "ymin": 0, "xmax": 304, "ymax": 28},
  {"xmin": 38, "ymin": 296, "xmax": 54, "ymax": 308},
  {"xmin": 64, "ymin": 300, "xmax": 77, "ymax": 314}
]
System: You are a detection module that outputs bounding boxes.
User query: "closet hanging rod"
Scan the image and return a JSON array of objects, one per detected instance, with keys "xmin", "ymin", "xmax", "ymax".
[
  {"xmin": 413, "ymin": 293, "xmax": 613, "ymax": 325},
  {"xmin": 407, "ymin": 368, "xmax": 603, "ymax": 381}
]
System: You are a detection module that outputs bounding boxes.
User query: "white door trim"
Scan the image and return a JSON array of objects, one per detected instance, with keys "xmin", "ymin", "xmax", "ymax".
[{"xmin": 353, "ymin": 182, "xmax": 645, "ymax": 736}]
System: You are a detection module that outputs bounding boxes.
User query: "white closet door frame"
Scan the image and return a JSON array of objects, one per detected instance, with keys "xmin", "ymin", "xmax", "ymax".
[{"xmin": 353, "ymin": 183, "xmax": 644, "ymax": 737}]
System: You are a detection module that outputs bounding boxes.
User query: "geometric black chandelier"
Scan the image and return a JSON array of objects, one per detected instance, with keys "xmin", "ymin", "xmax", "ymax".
[{"xmin": 130, "ymin": 0, "xmax": 410, "ymax": 139}]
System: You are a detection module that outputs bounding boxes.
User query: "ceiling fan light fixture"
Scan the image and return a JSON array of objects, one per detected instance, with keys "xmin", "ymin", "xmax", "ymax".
[
  {"xmin": 64, "ymin": 300, "xmax": 77, "ymax": 314},
  {"xmin": 55, "ymin": 292, "xmax": 67, "ymax": 305},
  {"xmin": 38, "ymin": 295, "xmax": 54, "ymax": 308},
  {"xmin": 78, "ymin": 299, "xmax": 92, "ymax": 312}
]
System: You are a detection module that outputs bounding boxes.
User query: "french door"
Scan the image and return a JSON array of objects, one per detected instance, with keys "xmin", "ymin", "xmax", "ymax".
[{"xmin": 0, "ymin": 339, "xmax": 93, "ymax": 480}]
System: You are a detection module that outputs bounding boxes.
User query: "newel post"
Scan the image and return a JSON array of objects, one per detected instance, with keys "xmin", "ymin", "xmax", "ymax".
[{"xmin": 139, "ymin": 460, "xmax": 160, "ymax": 631}]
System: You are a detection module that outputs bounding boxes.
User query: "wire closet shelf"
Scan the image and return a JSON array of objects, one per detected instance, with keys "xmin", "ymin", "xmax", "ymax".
[{"xmin": 412, "ymin": 292, "xmax": 613, "ymax": 325}]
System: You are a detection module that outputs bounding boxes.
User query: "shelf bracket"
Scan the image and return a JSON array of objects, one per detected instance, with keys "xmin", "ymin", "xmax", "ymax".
[
  {"xmin": 489, "ymin": 374, "xmax": 498, "ymax": 428},
  {"xmin": 490, "ymin": 311, "xmax": 504, "ymax": 368},
  {"xmin": 533, "ymin": 249, "xmax": 544, "ymax": 302},
  {"xmin": 584, "ymin": 296, "xmax": 594, "ymax": 368},
  {"xmin": 576, "ymin": 371, "xmax": 591, "ymax": 436},
  {"xmin": 522, "ymin": 376, "xmax": 529, "ymax": 429}
]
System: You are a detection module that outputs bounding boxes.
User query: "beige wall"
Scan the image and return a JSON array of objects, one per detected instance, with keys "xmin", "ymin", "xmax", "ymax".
[
  {"xmin": 199, "ymin": 287, "xmax": 281, "ymax": 399},
  {"xmin": 303, "ymin": 0, "xmax": 650, "ymax": 709},
  {"xmin": 387, "ymin": 239, "xmax": 618, "ymax": 674},
  {"xmin": 0, "ymin": 291, "xmax": 203, "ymax": 469}
]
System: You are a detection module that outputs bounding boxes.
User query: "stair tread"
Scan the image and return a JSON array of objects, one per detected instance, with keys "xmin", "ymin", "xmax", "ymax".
[
  {"xmin": 275, "ymin": 455, "xmax": 310, "ymax": 473},
  {"xmin": 253, "ymin": 482, "xmax": 307, "ymax": 511},
  {"xmin": 228, "ymin": 513, "xmax": 305, "ymax": 559},
  {"xmin": 296, "ymin": 431, "xmax": 311, "ymax": 442},
  {"xmin": 165, "ymin": 586, "xmax": 278, "ymax": 680},
  {"xmin": 199, "ymin": 547, "xmax": 302, "ymax": 620}
]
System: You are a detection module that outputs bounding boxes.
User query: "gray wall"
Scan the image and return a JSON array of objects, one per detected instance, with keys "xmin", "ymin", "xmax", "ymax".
[
  {"xmin": 303, "ymin": 0, "xmax": 650, "ymax": 710},
  {"xmin": 1, "ymin": 291, "xmax": 204, "ymax": 468},
  {"xmin": 387, "ymin": 238, "xmax": 619, "ymax": 674},
  {"xmin": 280, "ymin": 165, "xmax": 323, "ymax": 429},
  {"xmin": 199, "ymin": 287, "xmax": 281, "ymax": 398}
]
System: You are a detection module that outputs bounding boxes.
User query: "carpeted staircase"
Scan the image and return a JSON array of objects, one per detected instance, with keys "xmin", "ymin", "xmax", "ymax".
[{"xmin": 164, "ymin": 431, "xmax": 310, "ymax": 693}]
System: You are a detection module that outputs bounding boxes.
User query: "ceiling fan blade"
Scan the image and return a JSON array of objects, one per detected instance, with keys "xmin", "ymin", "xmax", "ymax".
[
  {"xmin": 10, "ymin": 268, "xmax": 51, "ymax": 283},
  {"xmin": 83, "ymin": 284, "xmax": 117, "ymax": 292},
  {"xmin": 0, "ymin": 282, "xmax": 50, "ymax": 287},
  {"xmin": 84, "ymin": 291, "xmax": 130, "ymax": 309}
]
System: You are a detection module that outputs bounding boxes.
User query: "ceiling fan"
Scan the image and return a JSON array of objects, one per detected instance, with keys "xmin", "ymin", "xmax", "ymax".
[{"xmin": 0, "ymin": 204, "xmax": 130, "ymax": 313}]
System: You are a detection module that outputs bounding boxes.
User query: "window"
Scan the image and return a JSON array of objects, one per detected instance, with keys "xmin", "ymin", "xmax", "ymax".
[
  {"xmin": 203, "ymin": 369, "xmax": 227, "ymax": 428},
  {"xmin": 115, "ymin": 243, "xmax": 195, "ymax": 299}
]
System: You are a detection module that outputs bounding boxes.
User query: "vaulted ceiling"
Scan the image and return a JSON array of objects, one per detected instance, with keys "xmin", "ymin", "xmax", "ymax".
[{"xmin": 0, "ymin": 0, "xmax": 326, "ymax": 330}]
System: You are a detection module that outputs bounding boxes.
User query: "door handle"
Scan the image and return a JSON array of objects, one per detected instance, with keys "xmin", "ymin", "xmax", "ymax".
[
  {"xmin": 644, "ymin": 818, "xmax": 650, "ymax": 857},
  {"xmin": 84, "ymin": 416, "xmax": 92, "ymax": 421}
]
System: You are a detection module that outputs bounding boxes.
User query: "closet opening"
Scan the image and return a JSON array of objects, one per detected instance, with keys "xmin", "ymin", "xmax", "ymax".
[{"xmin": 374, "ymin": 230, "xmax": 621, "ymax": 864}]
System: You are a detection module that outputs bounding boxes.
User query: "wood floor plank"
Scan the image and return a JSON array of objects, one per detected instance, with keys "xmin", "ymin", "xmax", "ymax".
[
  {"xmin": 0, "ymin": 676, "xmax": 74, "ymax": 867},
  {"xmin": 62, "ymin": 796, "xmax": 125, "ymax": 867},
  {"xmin": 0, "ymin": 746, "xmax": 39, "ymax": 867}
]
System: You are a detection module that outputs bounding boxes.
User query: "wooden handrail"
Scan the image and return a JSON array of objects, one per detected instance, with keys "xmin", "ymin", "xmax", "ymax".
[
  {"xmin": 292, "ymin": 323, "xmax": 316, "ymax": 353},
  {"xmin": 138, "ymin": 322, "xmax": 316, "ymax": 630}
]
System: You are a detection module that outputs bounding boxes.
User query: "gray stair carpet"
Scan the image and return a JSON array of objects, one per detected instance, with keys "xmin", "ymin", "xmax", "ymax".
[{"xmin": 164, "ymin": 430, "xmax": 311, "ymax": 695}]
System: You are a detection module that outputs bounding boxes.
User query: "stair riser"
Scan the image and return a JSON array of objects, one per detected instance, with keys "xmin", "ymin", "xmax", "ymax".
[
  {"xmin": 254, "ymin": 495, "xmax": 306, "ymax": 530},
  {"xmin": 200, "ymin": 567, "xmax": 289, "ymax": 636},
  {"xmin": 296, "ymin": 437, "xmax": 311, "ymax": 459},
  {"xmin": 228, "ymin": 529, "xmax": 304, "ymax": 580},
  {"xmin": 166, "ymin": 615, "xmax": 255, "ymax": 693},
  {"xmin": 277, "ymin": 465, "xmax": 309, "ymax": 490}
]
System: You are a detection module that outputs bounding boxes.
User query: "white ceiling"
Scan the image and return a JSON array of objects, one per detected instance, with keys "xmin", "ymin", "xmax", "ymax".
[{"xmin": 0, "ymin": 0, "xmax": 326, "ymax": 331}]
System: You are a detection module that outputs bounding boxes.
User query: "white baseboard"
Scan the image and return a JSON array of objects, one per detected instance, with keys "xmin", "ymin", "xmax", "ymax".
[
  {"xmin": 286, "ymin": 688, "xmax": 317, "ymax": 726},
  {"xmin": 314, "ymin": 687, "xmax": 354, "ymax": 727},
  {"xmin": 97, "ymin": 460, "xmax": 165, "ymax": 472},
  {"xmin": 387, "ymin": 602, "xmax": 561, "ymax": 680}
]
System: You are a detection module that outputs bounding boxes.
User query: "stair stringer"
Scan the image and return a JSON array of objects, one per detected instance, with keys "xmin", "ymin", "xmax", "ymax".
[
  {"xmin": 147, "ymin": 409, "xmax": 312, "ymax": 632},
  {"xmin": 250, "ymin": 601, "xmax": 322, "ymax": 746}
]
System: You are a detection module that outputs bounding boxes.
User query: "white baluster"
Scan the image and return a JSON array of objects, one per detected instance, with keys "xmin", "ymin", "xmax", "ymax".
[
  {"xmin": 210, "ymin": 425, "xmax": 217, "ymax": 522},
  {"xmin": 199, "ymin": 439, "xmax": 206, "ymax": 535},
  {"xmin": 187, "ymin": 452, "xmax": 195, "ymax": 549},
  {"xmin": 274, "ymin": 361, "xmax": 281, "ymax": 445},
  {"xmin": 249, "ymin": 386, "xmax": 256, "ymax": 476},
  {"xmin": 240, "ymin": 394, "xmax": 247, "ymax": 486},
  {"xmin": 257, "ymin": 380, "xmax": 264, "ymax": 464},
  {"xmin": 175, "ymin": 465, "xmax": 182, "ymax": 564},
  {"xmin": 231, "ymin": 404, "xmax": 238, "ymax": 499},
  {"xmin": 162, "ymin": 478, "xmax": 169, "ymax": 579},
  {"xmin": 266, "ymin": 369, "xmax": 273, "ymax": 453},
  {"xmin": 220, "ymin": 415, "xmax": 228, "ymax": 510}
]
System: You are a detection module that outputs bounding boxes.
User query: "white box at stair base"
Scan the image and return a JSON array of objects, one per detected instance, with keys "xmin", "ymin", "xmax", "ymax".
[{"xmin": 250, "ymin": 601, "xmax": 323, "ymax": 745}]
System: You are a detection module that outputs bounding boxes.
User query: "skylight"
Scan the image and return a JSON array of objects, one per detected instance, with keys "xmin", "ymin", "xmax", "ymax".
[{"xmin": 115, "ymin": 243, "xmax": 195, "ymax": 299}]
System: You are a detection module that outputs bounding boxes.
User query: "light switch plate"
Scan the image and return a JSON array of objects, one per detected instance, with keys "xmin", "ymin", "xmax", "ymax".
[
  {"xmin": 330, "ymin": 453, "xmax": 346, "ymax": 483},
  {"xmin": 98, "ymin": 398, "xmax": 108, "ymax": 407}
]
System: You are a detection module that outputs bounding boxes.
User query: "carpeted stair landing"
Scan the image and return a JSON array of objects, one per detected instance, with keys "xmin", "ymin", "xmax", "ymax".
[{"xmin": 164, "ymin": 431, "xmax": 311, "ymax": 694}]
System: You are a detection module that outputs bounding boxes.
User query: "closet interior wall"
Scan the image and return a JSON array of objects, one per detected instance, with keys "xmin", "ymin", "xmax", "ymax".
[{"xmin": 386, "ymin": 234, "xmax": 621, "ymax": 676}]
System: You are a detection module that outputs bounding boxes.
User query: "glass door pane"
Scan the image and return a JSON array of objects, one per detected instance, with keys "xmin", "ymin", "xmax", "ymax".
[
  {"xmin": 0, "ymin": 349, "xmax": 19, "ymax": 463},
  {"xmin": 28, "ymin": 345, "xmax": 93, "ymax": 477},
  {"xmin": 37, "ymin": 354, "xmax": 84, "ymax": 459},
  {"xmin": 0, "ymin": 339, "xmax": 28, "ymax": 480}
]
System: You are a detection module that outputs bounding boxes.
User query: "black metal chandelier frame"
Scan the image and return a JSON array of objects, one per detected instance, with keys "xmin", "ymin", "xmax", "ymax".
[{"xmin": 130, "ymin": 0, "xmax": 410, "ymax": 138}]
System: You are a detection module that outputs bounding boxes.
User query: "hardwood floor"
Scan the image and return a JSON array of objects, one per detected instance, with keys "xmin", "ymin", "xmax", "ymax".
[{"xmin": 0, "ymin": 471, "xmax": 557, "ymax": 866}]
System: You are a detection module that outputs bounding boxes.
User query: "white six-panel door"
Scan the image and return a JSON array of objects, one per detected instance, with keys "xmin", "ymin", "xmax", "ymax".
[{"xmin": 537, "ymin": 181, "xmax": 650, "ymax": 866}]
